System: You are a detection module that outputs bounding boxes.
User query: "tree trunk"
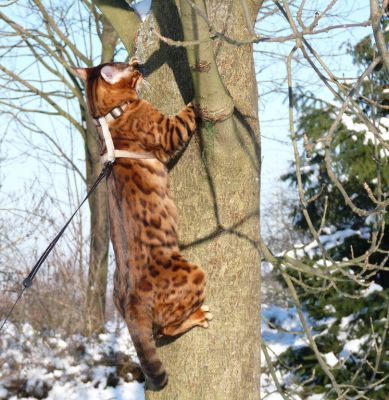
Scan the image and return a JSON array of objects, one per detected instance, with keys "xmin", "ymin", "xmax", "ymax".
[
  {"xmin": 84, "ymin": 115, "xmax": 110, "ymax": 335},
  {"xmin": 96, "ymin": 0, "xmax": 261, "ymax": 394},
  {"xmin": 137, "ymin": 1, "xmax": 261, "ymax": 398},
  {"xmin": 84, "ymin": 18, "xmax": 119, "ymax": 335}
]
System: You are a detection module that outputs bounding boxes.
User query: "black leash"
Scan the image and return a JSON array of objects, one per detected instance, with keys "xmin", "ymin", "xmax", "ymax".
[{"xmin": 0, "ymin": 161, "xmax": 113, "ymax": 333}]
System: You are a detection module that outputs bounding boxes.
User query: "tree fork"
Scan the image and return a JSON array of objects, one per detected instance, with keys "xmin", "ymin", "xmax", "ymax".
[{"xmin": 92, "ymin": 0, "xmax": 141, "ymax": 55}]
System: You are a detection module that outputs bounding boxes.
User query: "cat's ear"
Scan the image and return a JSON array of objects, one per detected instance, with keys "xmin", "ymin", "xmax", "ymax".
[
  {"xmin": 101, "ymin": 65, "xmax": 126, "ymax": 84},
  {"xmin": 70, "ymin": 66, "xmax": 91, "ymax": 81}
]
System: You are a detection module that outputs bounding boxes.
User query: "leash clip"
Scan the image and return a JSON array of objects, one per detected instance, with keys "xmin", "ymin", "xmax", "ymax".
[{"xmin": 22, "ymin": 277, "xmax": 33, "ymax": 288}]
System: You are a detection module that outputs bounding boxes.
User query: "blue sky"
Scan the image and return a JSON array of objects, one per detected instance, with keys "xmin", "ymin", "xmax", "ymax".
[
  {"xmin": 0, "ymin": 1, "xmax": 373, "ymax": 249},
  {"xmin": 256, "ymin": 1, "xmax": 371, "ymax": 209}
]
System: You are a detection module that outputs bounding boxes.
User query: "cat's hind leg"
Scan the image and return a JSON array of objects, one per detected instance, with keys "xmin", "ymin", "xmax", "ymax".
[
  {"xmin": 151, "ymin": 250, "xmax": 211, "ymax": 337},
  {"xmin": 161, "ymin": 305, "xmax": 213, "ymax": 336}
]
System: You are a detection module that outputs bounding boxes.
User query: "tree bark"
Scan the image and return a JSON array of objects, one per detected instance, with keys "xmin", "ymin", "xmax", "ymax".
[
  {"xmin": 84, "ymin": 18, "xmax": 119, "ymax": 334},
  {"xmin": 139, "ymin": 1, "xmax": 261, "ymax": 398},
  {"xmin": 97, "ymin": 0, "xmax": 261, "ymax": 395}
]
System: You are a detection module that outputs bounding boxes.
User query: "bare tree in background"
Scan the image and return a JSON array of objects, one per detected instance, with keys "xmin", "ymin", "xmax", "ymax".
[
  {"xmin": 258, "ymin": 1, "xmax": 389, "ymax": 399},
  {"xmin": 0, "ymin": 0, "xmax": 119, "ymax": 334},
  {"xmin": 1, "ymin": 0, "xmax": 261, "ymax": 396},
  {"xmin": 1, "ymin": 0, "xmax": 389, "ymax": 399}
]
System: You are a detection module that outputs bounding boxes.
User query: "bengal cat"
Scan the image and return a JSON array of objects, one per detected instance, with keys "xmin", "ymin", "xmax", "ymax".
[{"xmin": 72, "ymin": 59, "xmax": 212, "ymax": 390}]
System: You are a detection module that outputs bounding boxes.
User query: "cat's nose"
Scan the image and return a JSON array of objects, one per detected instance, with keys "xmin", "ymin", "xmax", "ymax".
[
  {"xmin": 128, "ymin": 59, "xmax": 144, "ymax": 74},
  {"xmin": 131, "ymin": 62, "xmax": 145, "ymax": 76},
  {"xmin": 129, "ymin": 57, "xmax": 140, "ymax": 68}
]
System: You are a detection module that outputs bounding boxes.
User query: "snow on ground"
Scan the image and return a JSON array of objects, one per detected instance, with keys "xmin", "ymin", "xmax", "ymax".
[
  {"xmin": 323, "ymin": 352, "xmax": 338, "ymax": 368},
  {"xmin": 260, "ymin": 255, "xmax": 386, "ymax": 399},
  {"xmin": 2, "ymin": 283, "xmax": 376, "ymax": 399},
  {"xmin": 261, "ymin": 303, "xmax": 317, "ymax": 400},
  {"xmin": 262, "ymin": 304, "xmax": 309, "ymax": 358},
  {"xmin": 0, "ymin": 305, "xmax": 313, "ymax": 400},
  {"xmin": 339, "ymin": 335, "xmax": 369, "ymax": 360},
  {"xmin": 361, "ymin": 282, "xmax": 383, "ymax": 297},
  {"xmin": 0, "ymin": 320, "xmax": 145, "ymax": 400}
]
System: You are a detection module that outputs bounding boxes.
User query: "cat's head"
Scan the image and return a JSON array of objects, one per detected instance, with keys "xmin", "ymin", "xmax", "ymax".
[{"xmin": 71, "ymin": 58, "xmax": 143, "ymax": 117}]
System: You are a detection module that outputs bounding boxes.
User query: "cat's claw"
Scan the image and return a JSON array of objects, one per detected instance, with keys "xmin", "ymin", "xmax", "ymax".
[{"xmin": 199, "ymin": 305, "xmax": 213, "ymax": 328}]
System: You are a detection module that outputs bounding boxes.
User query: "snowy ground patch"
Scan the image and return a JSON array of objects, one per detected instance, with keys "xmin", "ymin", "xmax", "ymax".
[
  {"xmin": 261, "ymin": 303, "xmax": 316, "ymax": 399},
  {"xmin": 0, "ymin": 320, "xmax": 145, "ymax": 400}
]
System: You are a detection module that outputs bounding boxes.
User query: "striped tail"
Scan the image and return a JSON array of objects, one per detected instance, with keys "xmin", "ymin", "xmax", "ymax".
[{"xmin": 127, "ymin": 316, "xmax": 168, "ymax": 391}]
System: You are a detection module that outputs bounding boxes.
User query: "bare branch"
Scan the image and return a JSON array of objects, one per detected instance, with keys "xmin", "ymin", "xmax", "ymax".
[
  {"xmin": 0, "ymin": 64, "xmax": 84, "ymax": 136},
  {"xmin": 370, "ymin": 0, "xmax": 389, "ymax": 74},
  {"xmin": 32, "ymin": 0, "xmax": 91, "ymax": 65}
]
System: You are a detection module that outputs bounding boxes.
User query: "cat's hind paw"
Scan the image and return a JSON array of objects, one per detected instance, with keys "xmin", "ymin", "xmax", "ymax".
[{"xmin": 199, "ymin": 305, "xmax": 213, "ymax": 328}]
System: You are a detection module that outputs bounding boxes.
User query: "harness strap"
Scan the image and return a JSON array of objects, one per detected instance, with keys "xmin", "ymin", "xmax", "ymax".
[
  {"xmin": 92, "ymin": 102, "xmax": 155, "ymax": 163},
  {"xmin": 0, "ymin": 100, "xmax": 156, "ymax": 332},
  {"xmin": 100, "ymin": 149, "xmax": 155, "ymax": 164},
  {"xmin": 98, "ymin": 116, "xmax": 116, "ymax": 163},
  {"xmin": 92, "ymin": 103, "xmax": 128, "ymax": 127}
]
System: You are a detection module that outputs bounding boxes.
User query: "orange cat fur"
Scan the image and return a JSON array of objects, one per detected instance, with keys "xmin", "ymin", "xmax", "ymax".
[{"xmin": 72, "ymin": 59, "xmax": 211, "ymax": 390}]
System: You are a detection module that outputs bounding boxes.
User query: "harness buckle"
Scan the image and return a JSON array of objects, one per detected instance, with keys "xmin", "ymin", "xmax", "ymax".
[{"xmin": 110, "ymin": 106, "xmax": 124, "ymax": 119}]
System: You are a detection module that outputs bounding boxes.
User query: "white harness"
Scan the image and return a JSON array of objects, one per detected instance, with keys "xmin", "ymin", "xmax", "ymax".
[{"xmin": 92, "ymin": 102, "xmax": 155, "ymax": 164}]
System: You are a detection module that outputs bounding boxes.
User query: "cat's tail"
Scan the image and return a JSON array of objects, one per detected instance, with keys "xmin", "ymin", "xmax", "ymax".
[{"xmin": 126, "ymin": 311, "xmax": 168, "ymax": 391}]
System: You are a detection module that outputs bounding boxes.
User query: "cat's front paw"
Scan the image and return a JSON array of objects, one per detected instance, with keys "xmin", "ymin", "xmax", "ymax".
[{"xmin": 186, "ymin": 101, "xmax": 199, "ymax": 119}]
